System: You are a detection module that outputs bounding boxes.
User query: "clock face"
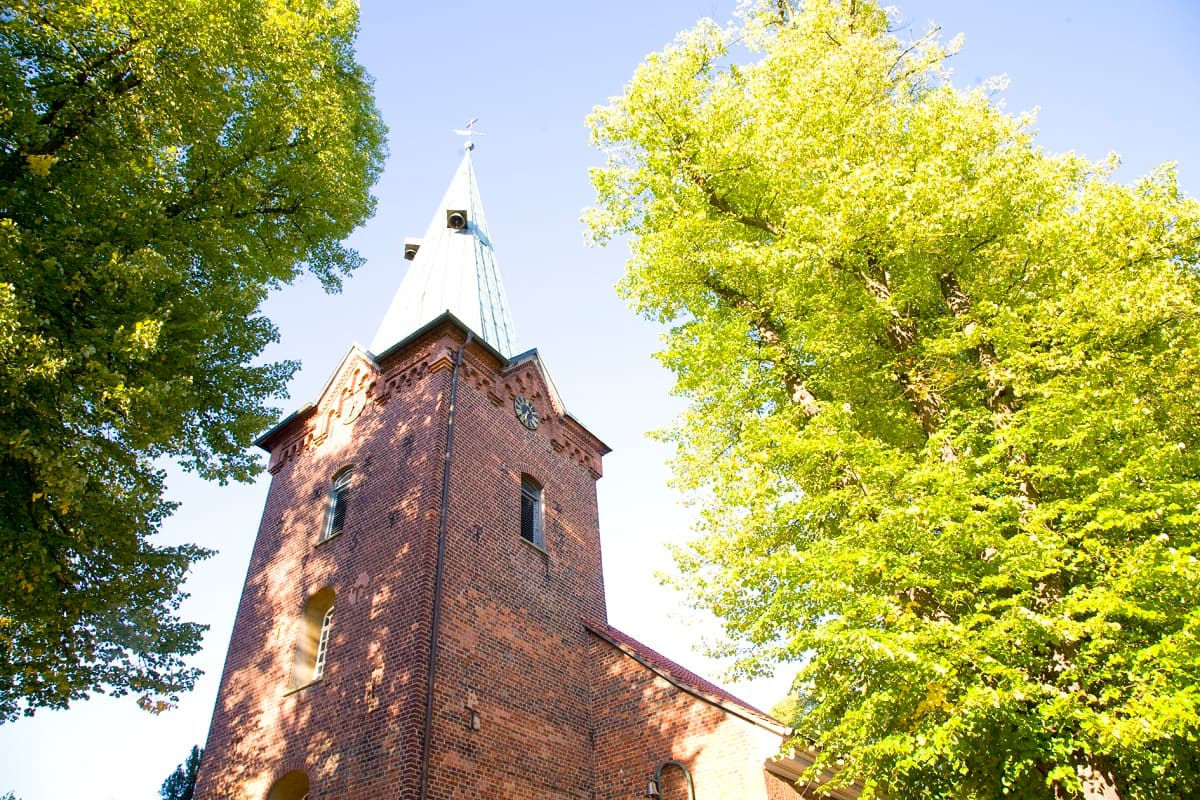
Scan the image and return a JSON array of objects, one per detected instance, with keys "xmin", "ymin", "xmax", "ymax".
[
  {"xmin": 514, "ymin": 395, "xmax": 539, "ymax": 430},
  {"xmin": 341, "ymin": 390, "xmax": 366, "ymax": 424}
]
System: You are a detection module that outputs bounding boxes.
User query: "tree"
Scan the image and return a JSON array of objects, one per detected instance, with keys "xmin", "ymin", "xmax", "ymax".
[
  {"xmin": 587, "ymin": 2, "xmax": 1200, "ymax": 798},
  {"xmin": 0, "ymin": 0, "xmax": 385, "ymax": 720},
  {"xmin": 160, "ymin": 745, "xmax": 202, "ymax": 800}
]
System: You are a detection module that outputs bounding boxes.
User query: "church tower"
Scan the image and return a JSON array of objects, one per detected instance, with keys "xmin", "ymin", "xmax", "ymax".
[
  {"xmin": 194, "ymin": 144, "xmax": 612, "ymax": 799},
  {"xmin": 193, "ymin": 144, "xmax": 835, "ymax": 800}
]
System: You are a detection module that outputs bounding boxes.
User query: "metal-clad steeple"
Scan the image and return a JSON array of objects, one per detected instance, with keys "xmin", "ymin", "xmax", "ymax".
[{"xmin": 370, "ymin": 145, "xmax": 518, "ymax": 357}]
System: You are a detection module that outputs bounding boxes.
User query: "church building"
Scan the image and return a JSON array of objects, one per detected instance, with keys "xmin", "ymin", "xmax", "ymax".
[{"xmin": 193, "ymin": 144, "xmax": 857, "ymax": 799}]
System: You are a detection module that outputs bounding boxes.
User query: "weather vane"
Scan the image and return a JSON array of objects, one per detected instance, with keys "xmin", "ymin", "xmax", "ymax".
[{"xmin": 453, "ymin": 117, "xmax": 485, "ymax": 150}]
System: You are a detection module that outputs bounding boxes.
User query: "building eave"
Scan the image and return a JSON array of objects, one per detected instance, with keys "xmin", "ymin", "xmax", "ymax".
[
  {"xmin": 765, "ymin": 752, "xmax": 864, "ymax": 799},
  {"xmin": 371, "ymin": 309, "xmax": 507, "ymax": 367},
  {"xmin": 253, "ymin": 403, "xmax": 315, "ymax": 451}
]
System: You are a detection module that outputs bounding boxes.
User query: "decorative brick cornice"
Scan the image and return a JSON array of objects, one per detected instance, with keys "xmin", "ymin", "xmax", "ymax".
[
  {"xmin": 374, "ymin": 355, "xmax": 434, "ymax": 403},
  {"xmin": 460, "ymin": 360, "xmax": 495, "ymax": 396},
  {"xmin": 550, "ymin": 434, "xmax": 602, "ymax": 479},
  {"xmin": 267, "ymin": 421, "xmax": 316, "ymax": 473}
]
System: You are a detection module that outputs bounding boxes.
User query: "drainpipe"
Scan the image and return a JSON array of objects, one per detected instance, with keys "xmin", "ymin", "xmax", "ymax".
[{"xmin": 418, "ymin": 331, "xmax": 472, "ymax": 800}]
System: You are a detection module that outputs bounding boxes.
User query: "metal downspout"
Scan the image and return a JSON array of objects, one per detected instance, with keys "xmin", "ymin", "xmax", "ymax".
[{"xmin": 418, "ymin": 331, "xmax": 472, "ymax": 800}]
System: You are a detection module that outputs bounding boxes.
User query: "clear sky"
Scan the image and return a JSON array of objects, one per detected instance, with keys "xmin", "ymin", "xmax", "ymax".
[{"xmin": 2, "ymin": 2, "xmax": 1198, "ymax": 798}]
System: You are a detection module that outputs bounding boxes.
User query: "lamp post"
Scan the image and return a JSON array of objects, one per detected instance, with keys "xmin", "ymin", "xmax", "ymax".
[{"xmin": 644, "ymin": 760, "xmax": 696, "ymax": 799}]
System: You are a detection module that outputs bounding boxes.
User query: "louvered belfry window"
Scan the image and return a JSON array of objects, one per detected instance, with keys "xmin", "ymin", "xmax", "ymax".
[
  {"xmin": 520, "ymin": 475, "xmax": 544, "ymax": 547},
  {"xmin": 323, "ymin": 468, "xmax": 351, "ymax": 541}
]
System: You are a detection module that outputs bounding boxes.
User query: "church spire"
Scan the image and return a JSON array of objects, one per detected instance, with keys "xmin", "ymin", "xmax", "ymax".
[{"xmin": 370, "ymin": 143, "xmax": 518, "ymax": 357}]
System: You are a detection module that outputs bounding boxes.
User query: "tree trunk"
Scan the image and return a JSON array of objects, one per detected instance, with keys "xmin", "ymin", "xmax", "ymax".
[
  {"xmin": 1077, "ymin": 755, "xmax": 1121, "ymax": 800},
  {"xmin": 853, "ymin": 259, "xmax": 956, "ymax": 460}
]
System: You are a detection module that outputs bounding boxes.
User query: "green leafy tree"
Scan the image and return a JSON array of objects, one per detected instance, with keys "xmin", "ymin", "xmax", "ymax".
[
  {"xmin": 588, "ymin": 2, "xmax": 1200, "ymax": 798},
  {"xmin": 160, "ymin": 745, "xmax": 202, "ymax": 800},
  {"xmin": 0, "ymin": 0, "xmax": 385, "ymax": 720}
]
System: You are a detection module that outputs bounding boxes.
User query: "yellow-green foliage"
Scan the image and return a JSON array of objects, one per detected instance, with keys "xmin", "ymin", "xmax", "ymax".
[
  {"xmin": 588, "ymin": 2, "xmax": 1200, "ymax": 798},
  {"xmin": 0, "ymin": 0, "xmax": 385, "ymax": 720}
]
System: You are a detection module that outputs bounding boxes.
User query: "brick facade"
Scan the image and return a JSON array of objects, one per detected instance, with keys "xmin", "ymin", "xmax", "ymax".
[
  {"xmin": 588, "ymin": 623, "xmax": 792, "ymax": 799},
  {"xmin": 194, "ymin": 315, "xmax": 846, "ymax": 799}
]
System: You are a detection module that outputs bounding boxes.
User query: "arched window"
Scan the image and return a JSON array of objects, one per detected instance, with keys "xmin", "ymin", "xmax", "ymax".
[
  {"xmin": 520, "ymin": 474, "xmax": 544, "ymax": 548},
  {"xmin": 265, "ymin": 769, "xmax": 309, "ymax": 800},
  {"xmin": 321, "ymin": 468, "xmax": 352, "ymax": 541},
  {"xmin": 291, "ymin": 588, "xmax": 335, "ymax": 687}
]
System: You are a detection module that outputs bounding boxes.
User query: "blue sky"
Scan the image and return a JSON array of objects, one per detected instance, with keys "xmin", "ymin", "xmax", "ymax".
[{"xmin": 2, "ymin": 2, "xmax": 1198, "ymax": 798}]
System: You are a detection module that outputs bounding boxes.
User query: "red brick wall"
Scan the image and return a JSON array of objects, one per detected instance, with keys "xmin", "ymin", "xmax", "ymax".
[
  {"xmin": 193, "ymin": 317, "xmax": 791, "ymax": 800},
  {"xmin": 588, "ymin": 633, "xmax": 789, "ymax": 800},
  {"xmin": 196, "ymin": 330, "xmax": 450, "ymax": 799},
  {"xmin": 195, "ymin": 321, "xmax": 612, "ymax": 799},
  {"xmin": 419, "ymin": 335, "xmax": 609, "ymax": 799}
]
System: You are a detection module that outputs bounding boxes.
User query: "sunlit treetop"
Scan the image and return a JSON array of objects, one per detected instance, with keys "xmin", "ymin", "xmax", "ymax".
[{"xmin": 588, "ymin": 2, "xmax": 1200, "ymax": 798}]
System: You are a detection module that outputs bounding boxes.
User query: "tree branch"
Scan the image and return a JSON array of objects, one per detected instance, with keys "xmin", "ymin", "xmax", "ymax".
[
  {"xmin": 938, "ymin": 271, "xmax": 1038, "ymax": 503},
  {"xmin": 699, "ymin": 273, "xmax": 821, "ymax": 419},
  {"xmin": 838, "ymin": 254, "xmax": 954, "ymax": 457}
]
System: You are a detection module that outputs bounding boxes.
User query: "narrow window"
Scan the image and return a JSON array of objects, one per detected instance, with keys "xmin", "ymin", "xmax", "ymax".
[
  {"xmin": 313, "ymin": 605, "xmax": 334, "ymax": 681},
  {"xmin": 322, "ymin": 468, "xmax": 352, "ymax": 541},
  {"xmin": 291, "ymin": 588, "xmax": 334, "ymax": 688},
  {"xmin": 520, "ymin": 475, "xmax": 544, "ymax": 548}
]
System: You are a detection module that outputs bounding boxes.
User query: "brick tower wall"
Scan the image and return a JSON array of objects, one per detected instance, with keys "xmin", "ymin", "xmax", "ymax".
[
  {"xmin": 420, "ymin": 331, "xmax": 610, "ymax": 799},
  {"xmin": 194, "ymin": 320, "xmax": 612, "ymax": 800},
  {"xmin": 195, "ymin": 329, "xmax": 453, "ymax": 799}
]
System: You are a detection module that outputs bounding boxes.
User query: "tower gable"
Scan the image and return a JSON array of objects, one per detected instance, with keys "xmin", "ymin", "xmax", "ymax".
[
  {"xmin": 257, "ymin": 344, "xmax": 381, "ymax": 474},
  {"xmin": 457, "ymin": 346, "xmax": 610, "ymax": 481}
]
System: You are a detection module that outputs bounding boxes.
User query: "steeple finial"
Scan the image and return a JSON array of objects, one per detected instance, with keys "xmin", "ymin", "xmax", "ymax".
[
  {"xmin": 453, "ymin": 117, "xmax": 484, "ymax": 151},
  {"xmin": 369, "ymin": 144, "xmax": 518, "ymax": 358}
]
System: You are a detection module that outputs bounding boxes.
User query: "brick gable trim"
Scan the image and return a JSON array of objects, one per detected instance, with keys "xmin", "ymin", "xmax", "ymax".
[
  {"xmin": 254, "ymin": 343, "xmax": 380, "ymax": 451},
  {"xmin": 584, "ymin": 621, "xmax": 790, "ymax": 737}
]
